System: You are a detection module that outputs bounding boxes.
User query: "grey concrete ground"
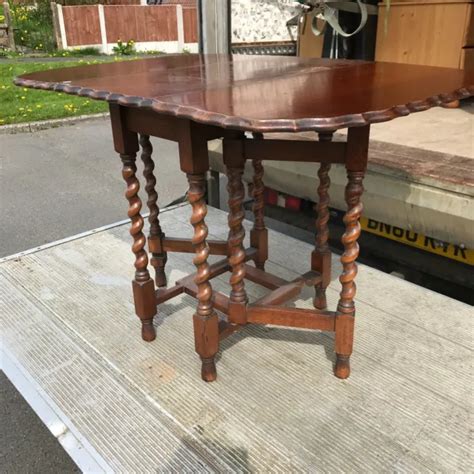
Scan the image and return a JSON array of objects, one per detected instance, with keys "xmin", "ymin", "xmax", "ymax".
[
  {"xmin": 0, "ymin": 117, "xmax": 188, "ymax": 472},
  {"xmin": 0, "ymin": 372, "xmax": 80, "ymax": 473},
  {"xmin": 0, "ymin": 116, "xmax": 188, "ymax": 257}
]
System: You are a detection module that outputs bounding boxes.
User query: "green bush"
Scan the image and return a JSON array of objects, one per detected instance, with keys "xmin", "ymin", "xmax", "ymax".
[
  {"xmin": 10, "ymin": 0, "xmax": 55, "ymax": 53},
  {"xmin": 113, "ymin": 40, "xmax": 136, "ymax": 56},
  {"xmin": 54, "ymin": 47, "xmax": 102, "ymax": 57}
]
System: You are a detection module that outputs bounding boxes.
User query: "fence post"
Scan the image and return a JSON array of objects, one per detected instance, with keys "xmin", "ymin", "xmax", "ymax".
[
  {"xmin": 176, "ymin": 4, "xmax": 184, "ymax": 51},
  {"xmin": 198, "ymin": 0, "xmax": 231, "ymax": 54},
  {"xmin": 50, "ymin": 2, "xmax": 62, "ymax": 50},
  {"xmin": 3, "ymin": 1, "xmax": 15, "ymax": 51},
  {"xmin": 56, "ymin": 3, "xmax": 68, "ymax": 49},
  {"xmin": 98, "ymin": 4, "xmax": 108, "ymax": 54}
]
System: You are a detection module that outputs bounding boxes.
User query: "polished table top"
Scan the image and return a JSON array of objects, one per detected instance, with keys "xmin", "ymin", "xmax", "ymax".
[{"xmin": 15, "ymin": 54, "xmax": 474, "ymax": 132}]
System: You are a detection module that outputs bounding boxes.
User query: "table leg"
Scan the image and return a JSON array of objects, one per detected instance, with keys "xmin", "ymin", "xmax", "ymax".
[
  {"xmin": 250, "ymin": 158, "xmax": 268, "ymax": 270},
  {"xmin": 312, "ymin": 161, "xmax": 332, "ymax": 310},
  {"xmin": 249, "ymin": 132, "xmax": 268, "ymax": 271},
  {"xmin": 312, "ymin": 133, "xmax": 333, "ymax": 310},
  {"xmin": 120, "ymin": 152, "xmax": 157, "ymax": 342},
  {"xmin": 226, "ymin": 163, "xmax": 248, "ymax": 324},
  {"xmin": 139, "ymin": 134, "xmax": 167, "ymax": 288},
  {"xmin": 335, "ymin": 169, "xmax": 365, "ymax": 379},
  {"xmin": 187, "ymin": 173, "xmax": 219, "ymax": 382}
]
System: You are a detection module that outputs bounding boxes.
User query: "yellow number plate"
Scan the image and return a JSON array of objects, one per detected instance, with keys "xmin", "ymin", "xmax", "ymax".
[{"xmin": 360, "ymin": 217, "xmax": 473, "ymax": 266}]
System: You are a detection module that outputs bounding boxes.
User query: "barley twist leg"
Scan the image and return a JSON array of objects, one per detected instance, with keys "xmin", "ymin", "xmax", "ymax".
[
  {"xmin": 335, "ymin": 170, "xmax": 365, "ymax": 379},
  {"xmin": 121, "ymin": 152, "xmax": 156, "ymax": 342},
  {"xmin": 226, "ymin": 164, "xmax": 248, "ymax": 324},
  {"xmin": 187, "ymin": 173, "xmax": 219, "ymax": 382},
  {"xmin": 139, "ymin": 134, "xmax": 167, "ymax": 287},
  {"xmin": 312, "ymin": 133, "xmax": 333, "ymax": 310},
  {"xmin": 312, "ymin": 161, "xmax": 332, "ymax": 309},
  {"xmin": 250, "ymin": 133, "xmax": 268, "ymax": 270}
]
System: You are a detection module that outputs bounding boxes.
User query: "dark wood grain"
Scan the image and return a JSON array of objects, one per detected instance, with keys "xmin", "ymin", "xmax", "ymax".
[
  {"xmin": 312, "ymin": 132, "xmax": 333, "ymax": 311},
  {"xmin": 15, "ymin": 55, "xmax": 474, "ymax": 133}
]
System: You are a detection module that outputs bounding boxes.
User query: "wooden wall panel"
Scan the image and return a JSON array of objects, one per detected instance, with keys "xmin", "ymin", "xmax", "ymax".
[
  {"xmin": 463, "ymin": 3, "xmax": 474, "ymax": 46},
  {"xmin": 104, "ymin": 5, "xmax": 178, "ymax": 43},
  {"xmin": 63, "ymin": 6, "xmax": 101, "ymax": 46},
  {"xmin": 183, "ymin": 7, "xmax": 198, "ymax": 43},
  {"xmin": 375, "ymin": 1, "xmax": 471, "ymax": 68}
]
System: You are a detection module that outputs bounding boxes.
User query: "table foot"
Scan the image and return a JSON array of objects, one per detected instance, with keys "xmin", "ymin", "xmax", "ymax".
[
  {"xmin": 201, "ymin": 357, "xmax": 217, "ymax": 382},
  {"xmin": 334, "ymin": 355, "xmax": 350, "ymax": 379},
  {"xmin": 141, "ymin": 318, "xmax": 156, "ymax": 342},
  {"xmin": 313, "ymin": 287, "xmax": 327, "ymax": 310},
  {"xmin": 152, "ymin": 258, "xmax": 167, "ymax": 288}
]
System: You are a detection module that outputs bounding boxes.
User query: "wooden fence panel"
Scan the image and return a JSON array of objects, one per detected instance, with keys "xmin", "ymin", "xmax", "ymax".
[
  {"xmin": 63, "ymin": 5, "xmax": 101, "ymax": 46},
  {"xmin": 104, "ymin": 5, "xmax": 178, "ymax": 43},
  {"xmin": 183, "ymin": 7, "xmax": 198, "ymax": 43}
]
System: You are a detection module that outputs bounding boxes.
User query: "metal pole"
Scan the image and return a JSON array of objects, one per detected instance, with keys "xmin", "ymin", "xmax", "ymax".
[{"xmin": 197, "ymin": 0, "xmax": 231, "ymax": 54}]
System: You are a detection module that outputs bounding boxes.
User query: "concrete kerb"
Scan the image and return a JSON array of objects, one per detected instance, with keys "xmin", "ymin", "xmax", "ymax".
[{"xmin": 0, "ymin": 113, "xmax": 110, "ymax": 134}]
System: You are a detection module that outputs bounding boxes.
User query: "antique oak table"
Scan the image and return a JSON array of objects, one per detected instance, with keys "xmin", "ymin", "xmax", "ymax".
[{"xmin": 16, "ymin": 55, "xmax": 473, "ymax": 382}]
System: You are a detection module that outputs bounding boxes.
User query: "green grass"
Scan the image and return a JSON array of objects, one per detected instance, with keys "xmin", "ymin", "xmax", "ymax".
[{"xmin": 0, "ymin": 60, "xmax": 111, "ymax": 125}]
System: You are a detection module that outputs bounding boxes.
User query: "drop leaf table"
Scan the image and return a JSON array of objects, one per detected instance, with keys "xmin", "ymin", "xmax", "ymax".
[{"xmin": 16, "ymin": 55, "xmax": 473, "ymax": 382}]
